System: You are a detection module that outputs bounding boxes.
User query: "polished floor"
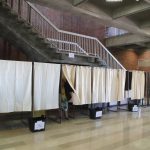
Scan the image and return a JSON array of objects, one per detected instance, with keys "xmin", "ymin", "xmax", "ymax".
[{"xmin": 1, "ymin": 107, "xmax": 150, "ymax": 150}]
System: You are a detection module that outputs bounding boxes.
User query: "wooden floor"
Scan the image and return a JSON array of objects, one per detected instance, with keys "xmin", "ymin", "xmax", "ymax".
[{"xmin": 1, "ymin": 107, "xmax": 150, "ymax": 150}]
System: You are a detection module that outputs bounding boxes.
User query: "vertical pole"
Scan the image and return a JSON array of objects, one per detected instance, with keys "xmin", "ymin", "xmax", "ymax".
[
  {"xmin": 18, "ymin": 0, "xmax": 21, "ymax": 18},
  {"xmin": 10, "ymin": 0, "xmax": 13, "ymax": 9},
  {"xmin": 32, "ymin": 62, "xmax": 34, "ymax": 117},
  {"xmin": 127, "ymin": 71, "xmax": 130, "ymax": 110},
  {"xmin": 146, "ymin": 73, "xmax": 147, "ymax": 106},
  {"xmin": 147, "ymin": 72, "xmax": 149, "ymax": 106},
  {"xmin": 91, "ymin": 66, "xmax": 93, "ymax": 109},
  {"xmin": 59, "ymin": 64, "xmax": 62, "ymax": 123},
  {"xmin": 27, "ymin": 5, "xmax": 31, "ymax": 24},
  {"xmin": 105, "ymin": 68, "xmax": 108, "ymax": 111}
]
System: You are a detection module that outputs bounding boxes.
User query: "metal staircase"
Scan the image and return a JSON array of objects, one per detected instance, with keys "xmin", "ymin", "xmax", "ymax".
[{"xmin": 2, "ymin": 0, "xmax": 126, "ymax": 70}]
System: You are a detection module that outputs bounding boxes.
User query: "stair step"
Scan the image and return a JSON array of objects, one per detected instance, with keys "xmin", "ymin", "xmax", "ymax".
[
  {"xmin": 28, "ymin": 29, "xmax": 39, "ymax": 35},
  {"xmin": 2, "ymin": 5, "xmax": 10, "ymax": 11},
  {"xmin": 0, "ymin": 1, "xmax": 113, "ymax": 68},
  {"xmin": 17, "ymin": 18, "xmax": 25, "ymax": 24},
  {"xmin": 22, "ymin": 23, "xmax": 32, "ymax": 29},
  {"xmin": 95, "ymin": 57, "xmax": 102, "ymax": 63},
  {"xmin": 36, "ymin": 36, "xmax": 45, "ymax": 42}
]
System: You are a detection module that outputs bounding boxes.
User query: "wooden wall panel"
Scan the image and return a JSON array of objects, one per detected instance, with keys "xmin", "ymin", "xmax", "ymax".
[{"xmin": 0, "ymin": 37, "xmax": 29, "ymax": 61}]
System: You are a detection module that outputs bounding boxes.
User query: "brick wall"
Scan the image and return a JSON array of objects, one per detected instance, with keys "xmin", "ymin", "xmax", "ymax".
[
  {"xmin": 110, "ymin": 49, "xmax": 150, "ymax": 71},
  {"xmin": 138, "ymin": 50, "xmax": 150, "ymax": 71},
  {"xmin": 34, "ymin": 4, "xmax": 105, "ymax": 42}
]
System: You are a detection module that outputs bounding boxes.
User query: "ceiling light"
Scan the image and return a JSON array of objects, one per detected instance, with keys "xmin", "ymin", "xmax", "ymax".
[{"xmin": 106, "ymin": 0, "xmax": 122, "ymax": 1}]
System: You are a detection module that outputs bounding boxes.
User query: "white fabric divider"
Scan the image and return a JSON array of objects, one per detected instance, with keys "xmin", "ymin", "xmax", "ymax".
[
  {"xmin": 74, "ymin": 66, "xmax": 92, "ymax": 105},
  {"xmin": 15, "ymin": 61, "xmax": 32, "ymax": 111},
  {"xmin": 110, "ymin": 69, "xmax": 118, "ymax": 101},
  {"xmin": 62, "ymin": 64, "xmax": 79, "ymax": 104},
  {"xmin": 92, "ymin": 67, "xmax": 106, "ymax": 103},
  {"xmin": 106, "ymin": 69, "xmax": 126, "ymax": 102},
  {"xmin": 140, "ymin": 71, "xmax": 145, "ymax": 99},
  {"xmin": 105, "ymin": 69, "xmax": 113, "ymax": 102},
  {"xmin": 34, "ymin": 63, "xmax": 60, "ymax": 110},
  {"xmin": 131, "ymin": 71, "xmax": 145, "ymax": 99},
  {"xmin": 117, "ymin": 69, "xmax": 126, "ymax": 101},
  {"xmin": 0, "ymin": 60, "xmax": 16, "ymax": 113},
  {"xmin": 62, "ymin": 65, "xmax": 76, "ymax": 91},
  {"xmin": 0, "ymin": 60, "xmax": 32, "ymax": 113}
]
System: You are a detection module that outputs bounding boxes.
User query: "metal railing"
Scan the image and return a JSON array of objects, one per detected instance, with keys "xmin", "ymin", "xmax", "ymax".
[
  {"xmin": 4, "ymin": 0, "xmax": 126, "ymax": 70},
  {"xmin": 47, "ymin": 38, "xmax": 88, "ymax": 55}
]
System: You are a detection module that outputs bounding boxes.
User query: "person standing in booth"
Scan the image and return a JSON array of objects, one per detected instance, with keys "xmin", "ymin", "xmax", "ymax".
[{"xmin": 61, "ymin": 78, "xmax": 69, "ymax": 119}]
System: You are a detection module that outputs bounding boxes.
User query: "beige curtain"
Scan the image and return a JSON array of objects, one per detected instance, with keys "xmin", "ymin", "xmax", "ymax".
[
  {"xmin": 34, "ymin": 63, "xmax": 60, "ymax": 110},
  {"xmin": 62, "ymin": 64, "xmax": 79, "ymax": 104},
  {"xmin": 106, "ymin": 69, "xmax": 113, "ymax": 102},
  {"xmin": 110, "ymin": 69, "xmax": 118, "ymax": 101},
  {"xmin": 106, "ymin": 68, "xmax": 126, "ymax": 102},
  {"xmin": 0, "ymin": 60, "xmax": 16, "ymax": 113},
  {"xmin": 92, "ymin": 67, "xmax": 106, "ymax": 103},
  {"xmin": 131, "ymin": 71, "xmax": 138, "ymax": 99},
  {"xmin": 117, "ymin": 69, "xmax": 126, "ymax": 101},
  {"xmin": 15, "ymin": 61, "xmax": 32, "ymax": 111},
  {"xmin": 131, "ymin": 71, "xmax": 145, "ymax": 99},
  {"xmin": 74, "ymin": 66, "xmax": 92, "ymax": 105},
  {"xmin": 140, "ymin": 71, "xmax": 145, "ymax": 99},
  {"xmin": 62, "ymin": 65, "xmax": 76, "ymax": 91},
  {"xmin": 0, "ymin": 60, "xmax": 32, "ymax": 113}
]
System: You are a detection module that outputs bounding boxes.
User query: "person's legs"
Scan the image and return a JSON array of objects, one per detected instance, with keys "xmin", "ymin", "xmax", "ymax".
[
  {"xmin": 61, "ymin": 101, "xmax": 69, "ymax": 119},
  {"xmin": 64, "ymin": 101, "xmax": 69, "ymax": 119}
]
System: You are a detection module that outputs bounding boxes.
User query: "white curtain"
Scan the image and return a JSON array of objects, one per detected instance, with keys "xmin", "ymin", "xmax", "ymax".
[
  {"xmin": 105, "ymin": 68, "xmax": 126, "ymax": 102},
  {"xmin": 110, "ymin": 69, "xmax": 118, "ymax": 101},
  {"xmin": 140, "ymin": 71, "xmax": 145, "ymax": 99},
  {"xmin": 74, "ymin": 66, "xmax": 92, "ymax": 105},
  {"xmin": 117, "ymin": 69, "xmax": 126, "ymax": 101},
  {"xmin": 0, "ymin": 60, "xmax": 32, "ymax": 113},
  {"xmin": 105, "ymin": 69, "xmax": 113, "ymax": 102},
  {"xmin": 131, "ymin": 71, "xmax": 145, "ymax": 99},
  {"xmin": 62, "ymin": 65, "xmax": 76, "ymax": 91},
  {"xmin": 0, "ymin": 60, "xmax": 16, "ymax": 113},
  {"xmin": 34, "ymin": 63, "xmax": 60, "ymax": 110},
  {"xmin": 15, "ymin": 61, "xmax": 32, "ymax": 111},
  {"xmin": 92, "ymin": 67, "xmax": 106, "ymax": 103}
]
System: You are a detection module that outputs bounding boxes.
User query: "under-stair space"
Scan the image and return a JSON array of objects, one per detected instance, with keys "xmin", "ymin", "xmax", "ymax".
[
  {"xmin": 0, "ymin": 0, "xmax": 125, "ymax": 69},
  {"xmin": 0, "ymin": 2, "xmax": 104, "ymax": 66}
]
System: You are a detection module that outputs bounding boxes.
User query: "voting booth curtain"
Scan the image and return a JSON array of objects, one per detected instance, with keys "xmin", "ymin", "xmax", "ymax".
[
  {"xmin": 63, "ymin": 65, "xmax": 126, "ymax": 104},
  {"xmin": 62, "ymin": 65, "xmax": 76, "ymax": 92},
  {"xmin": 62, "ymin": 65, "xmax": 92, "ymax": 105},
  {"xmin": 105, "ymin": 69, "xmax": 126, "ymax": 102},
  {"xmin": 0, "ymin": 61, "xmax": 61, "ymax": 113},
  {"xmin": 131, "ymin": 71, "xmax": 145, "ymax": 100},
  {"xmin": 34, "ymin": 63, "xmax": 60, "ymax": 111},
  {"xmin": 92, "ymin": 67, "xmax": 106, "ymax": 103},
  {"xmin": 0, "ymin": 60, "xmax": 32, "ymax": 113},
  {"xmin": 0, "ymin": 59, "xmax": 132, "ymax": 113},
  {"xmin": 117, "ymin": 69, "xmax": 126, "ymax": 101},
  {"xmin": 75, "ymin": 66, "xmax": 92, "ymax": 105}
]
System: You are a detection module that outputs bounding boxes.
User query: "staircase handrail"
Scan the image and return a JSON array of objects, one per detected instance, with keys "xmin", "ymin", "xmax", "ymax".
[
  {"xmin": 47, "ymin": 38, "xmax": 88, "ymax": 55},
  {"xmin": 27, "ymin": 2, "xmax": 126, "ymax": 70},
  {"xmin": 4, "ymin": 0, "xmax": 126, "ymax": 70}
]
